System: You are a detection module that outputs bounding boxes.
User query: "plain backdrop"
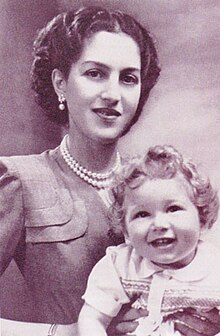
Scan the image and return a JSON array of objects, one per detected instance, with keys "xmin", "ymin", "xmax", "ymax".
[{"xmin": 0, "ymin": 0, "xmax": 220, "ymax": 320}]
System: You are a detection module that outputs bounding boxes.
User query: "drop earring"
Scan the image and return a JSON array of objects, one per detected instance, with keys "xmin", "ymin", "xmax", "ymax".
[{"xmin": 58, "ymin": 94, "xmax": 66, "ymax": 111}]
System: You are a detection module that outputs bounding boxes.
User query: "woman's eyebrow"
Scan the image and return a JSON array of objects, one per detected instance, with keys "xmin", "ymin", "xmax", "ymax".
[
  {"xmin": 81, "ymin": 61, "xmax": 109, "ymax": 70},
  {"xmin": 81, "ymin": 61, "xmax": 140, "ymax": 72},
  {"xmin": 121, "ymin": 67, "xmax": 141, "ymax": 73}
]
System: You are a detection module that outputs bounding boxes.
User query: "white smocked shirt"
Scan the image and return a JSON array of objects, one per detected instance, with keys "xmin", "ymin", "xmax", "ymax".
[{"xmin": 83, "ymin": 240, "xmax": 220, "ymax": 336}]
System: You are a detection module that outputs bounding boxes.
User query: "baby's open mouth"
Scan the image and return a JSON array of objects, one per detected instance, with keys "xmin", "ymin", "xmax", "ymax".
[{"xmin": 150, "ymin": 237, "xmax": 176, "ymax": 247}]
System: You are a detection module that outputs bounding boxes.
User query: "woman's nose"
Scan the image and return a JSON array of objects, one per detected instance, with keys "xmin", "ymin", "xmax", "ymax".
[{"xmin": 100, "ymin": 79, "xmax": 121, "ymax": 104}]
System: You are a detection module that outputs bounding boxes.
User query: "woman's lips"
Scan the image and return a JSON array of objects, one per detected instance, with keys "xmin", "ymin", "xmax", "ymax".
[{"xmin": 92, "ymin": 108, "xmax": 121, "ymax": 120}]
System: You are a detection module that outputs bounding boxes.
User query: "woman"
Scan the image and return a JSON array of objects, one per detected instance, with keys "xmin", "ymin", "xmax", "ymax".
[
  {"xmin": 1, "ymin": 5, "xmax": 159, "ymax": 335},
  {"xmin": 0, "ymin": 6, "xmax": 219, "ymax": 336}
]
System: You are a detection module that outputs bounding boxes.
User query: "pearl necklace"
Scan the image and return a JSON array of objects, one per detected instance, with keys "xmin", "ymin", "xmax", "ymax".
[{"xmin": 60, "ymin": 135, "xmax": 121, "ymax": 189}]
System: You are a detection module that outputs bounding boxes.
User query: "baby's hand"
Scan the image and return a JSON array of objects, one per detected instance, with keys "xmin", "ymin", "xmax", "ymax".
[
  {"xmin": 54, "ymin": 323, "xmax": 77, "ymax": 336},
  {"xmin": 127, "ymin": 316, "xmax": 156, "ymax": 336}
]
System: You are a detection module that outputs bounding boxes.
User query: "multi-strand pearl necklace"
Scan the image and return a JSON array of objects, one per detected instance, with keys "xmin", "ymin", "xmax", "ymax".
[{"xmin": 60, "ymin": 135, "xmax": 121, "ymax": 189}]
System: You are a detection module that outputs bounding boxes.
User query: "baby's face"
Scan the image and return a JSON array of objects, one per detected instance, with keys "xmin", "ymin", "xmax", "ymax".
[{"xmin": 124, "ymin": 175, "xmax": 201, "ymax": 269}]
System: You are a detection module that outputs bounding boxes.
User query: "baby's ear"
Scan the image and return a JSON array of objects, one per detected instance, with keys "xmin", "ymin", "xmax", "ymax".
[
  {"xmin": 199, "ymin": 225, "xmax": 207, "ymax": 238},
  {"xmin": 123, "ymin": 232, "xmax": 131, "ymax": 244}
]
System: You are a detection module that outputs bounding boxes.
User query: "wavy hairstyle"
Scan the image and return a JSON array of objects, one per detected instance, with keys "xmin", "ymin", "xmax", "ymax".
[
  {"xmin": 110, "ymin": 145, "xmax": 219, "ymax": 234},
  {"xmin": 31, "ymin": 6, "xmax": 160, "ymax": 132}
]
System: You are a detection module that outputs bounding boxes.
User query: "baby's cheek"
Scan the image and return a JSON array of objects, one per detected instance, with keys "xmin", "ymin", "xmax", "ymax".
[{"xmin": 182, "ymin": 229, "xmax": 200, "ymax": 246}]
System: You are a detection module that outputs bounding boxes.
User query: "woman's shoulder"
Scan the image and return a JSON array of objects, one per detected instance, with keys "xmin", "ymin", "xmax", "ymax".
[
  {"xmin": 0, "ymin": 147, "xmax": 58, "ymax": 182},
  {"xmin": 0, "ymin": 147, "xmax": 67, "ymax": 212}
]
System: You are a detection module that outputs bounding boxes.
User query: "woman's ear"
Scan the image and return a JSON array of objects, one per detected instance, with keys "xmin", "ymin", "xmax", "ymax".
[{"xmin": 51, "ymin": 68, "xmax": 66, "ymax": 97}]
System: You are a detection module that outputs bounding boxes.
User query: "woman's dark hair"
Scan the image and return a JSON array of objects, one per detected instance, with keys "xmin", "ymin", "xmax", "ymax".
[{"xmin": 31, "ymin": 6, "xmax": 160, "ymax": 131}]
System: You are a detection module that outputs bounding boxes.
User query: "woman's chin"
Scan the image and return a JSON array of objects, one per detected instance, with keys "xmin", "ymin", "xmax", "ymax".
[{"xmin": 91, "ymin": 129, "xmax": 123, "ymax": 145}]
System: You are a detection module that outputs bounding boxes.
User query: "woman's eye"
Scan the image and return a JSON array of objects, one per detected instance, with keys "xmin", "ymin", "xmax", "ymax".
[
  {"xmin": 85, "ymin": 69, "xmax": 104, "ymax": 79},
  {"xmin": 167, "ymin": 205, "xmax": 183, "ymax": 213},
  {"xmin": 133, "ymin": 211, "xmax": 150, "ymax": 219},
  {"xmin": 121, "ymin": 74, "xmax": 139, "ymax": 85}
]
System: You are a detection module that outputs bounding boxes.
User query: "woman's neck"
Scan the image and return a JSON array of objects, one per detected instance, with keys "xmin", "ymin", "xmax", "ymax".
[{"xmin": 67, "ymin": 132, "xmax": 119, "ymax": 174}]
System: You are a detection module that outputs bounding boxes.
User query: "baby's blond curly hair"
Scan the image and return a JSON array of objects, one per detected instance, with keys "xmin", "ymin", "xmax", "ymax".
[{"xmin": 110, "ymin": 145, "xmax": 219, "ymax": 235}]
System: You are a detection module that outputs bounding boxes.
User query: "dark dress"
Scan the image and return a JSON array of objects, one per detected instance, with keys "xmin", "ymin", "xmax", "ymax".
[{"xmin": 0, "ymin": 144, "xmax": 122, "ymax": 323}]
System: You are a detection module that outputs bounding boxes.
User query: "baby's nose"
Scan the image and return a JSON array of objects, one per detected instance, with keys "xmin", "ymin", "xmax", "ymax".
[{"xmin": 153, "ymin": 213, "xmax": 171, "ymax": 230}]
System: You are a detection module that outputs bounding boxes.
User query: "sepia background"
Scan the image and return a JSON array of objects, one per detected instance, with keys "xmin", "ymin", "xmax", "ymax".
[{"xmin": 0, "ymin": 0, "xmax": 220, "ymax": 320}]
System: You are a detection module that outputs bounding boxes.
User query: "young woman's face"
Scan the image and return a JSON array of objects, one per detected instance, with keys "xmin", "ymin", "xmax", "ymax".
[
  {"xmin": 124, "ymin": 176, "xmax": 201, "ymax": 269},
  {"xmin": 63, "ymin": 31, "xmax": 141, "ymax": 144}
]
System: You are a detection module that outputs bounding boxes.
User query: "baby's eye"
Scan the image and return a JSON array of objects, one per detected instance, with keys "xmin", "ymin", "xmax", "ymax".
[
  {"xmin": 84, "ymin": 69, "xmax": 104, "ymax": 79},
  {"xmin": 133, "ymin": 211, "xmax": 150, "ymax": 220},
  {"xmin": 167, "ymin": 205, "xmax": 183, "ymax": 213},
  {"xmin": 121, "ymin": 73, "xmax": 139, "ymax": 85}
]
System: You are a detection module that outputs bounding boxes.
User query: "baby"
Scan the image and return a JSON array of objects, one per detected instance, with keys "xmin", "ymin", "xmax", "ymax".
[{"xmin": 78, "ymin": 145, "xmax": 220, "ymax": 336}]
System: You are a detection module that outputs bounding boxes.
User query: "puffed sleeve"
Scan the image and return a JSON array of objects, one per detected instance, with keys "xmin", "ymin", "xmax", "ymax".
[
  {"xmin": 82, "ymin": 246, "xmax": 130, "ymax": 317},
  {"xmin": 0, "ymin": 158, "xmax": 24, "ymax": 275}
]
